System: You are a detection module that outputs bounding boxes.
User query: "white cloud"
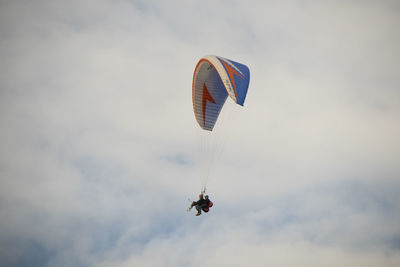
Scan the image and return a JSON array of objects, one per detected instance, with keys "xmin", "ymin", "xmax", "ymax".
[{"xmin": 1, "ymin": 0, "xmax": 399, "ymax": 266}]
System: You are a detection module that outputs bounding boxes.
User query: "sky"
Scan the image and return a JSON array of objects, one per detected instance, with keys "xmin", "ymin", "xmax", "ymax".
[{"xmin": 1, "ymin": 0, "xmax": 400, "ymax": 266}]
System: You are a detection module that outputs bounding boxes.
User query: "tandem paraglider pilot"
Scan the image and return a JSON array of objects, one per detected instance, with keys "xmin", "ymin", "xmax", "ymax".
[{"xmin": 188, "ymin": 194, "xmax": 213, "ymax": 216}]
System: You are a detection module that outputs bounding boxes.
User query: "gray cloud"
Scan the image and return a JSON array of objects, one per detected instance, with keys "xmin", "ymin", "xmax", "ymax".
[{"xmin": 1, "ymin": 0, "xmax": 400, "ymax": 266}]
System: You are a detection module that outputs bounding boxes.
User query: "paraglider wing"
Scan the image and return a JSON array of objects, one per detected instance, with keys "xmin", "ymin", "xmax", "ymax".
[{"xmin": 192, "ymin": 55, "xmax": 250, "ymax": 131}]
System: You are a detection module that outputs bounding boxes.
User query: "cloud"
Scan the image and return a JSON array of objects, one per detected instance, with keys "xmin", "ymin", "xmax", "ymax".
[{"xmin": 1, "ymin": 0, "xmax": 399, "ymax": 266}]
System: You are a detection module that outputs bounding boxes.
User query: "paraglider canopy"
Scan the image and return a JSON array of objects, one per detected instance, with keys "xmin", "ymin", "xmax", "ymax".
[{"xmin": 192, "ymin": 55, "xmax": 250, "ymax": 131}]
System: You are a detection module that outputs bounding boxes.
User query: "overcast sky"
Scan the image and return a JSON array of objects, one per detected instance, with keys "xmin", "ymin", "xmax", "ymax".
[{"xmin": 1, "ymin": 0, "xmax": 400, "ymax": 266}]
